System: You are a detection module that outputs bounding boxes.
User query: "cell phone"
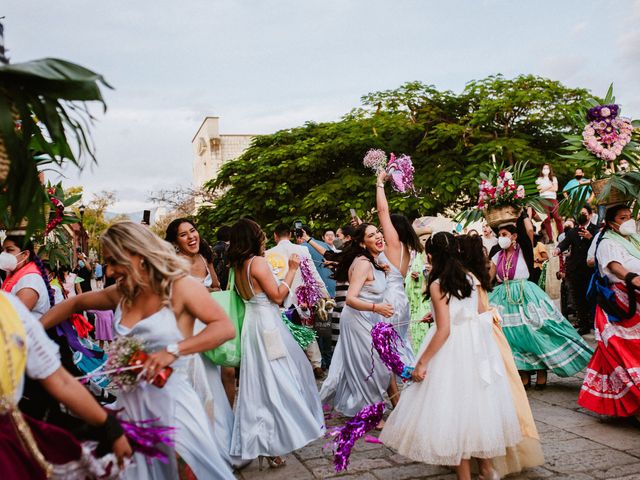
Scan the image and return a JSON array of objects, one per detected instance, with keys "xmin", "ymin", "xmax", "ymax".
[
  {"xmin": 350, "ymin": 208, "xmax": 357, "ymax": 219},
  {"xmin": 294, "ymin": 220, "xmax": 303, "ymax": 238}
]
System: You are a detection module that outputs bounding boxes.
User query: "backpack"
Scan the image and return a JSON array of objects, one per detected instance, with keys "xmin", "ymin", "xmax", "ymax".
[{"xmin": 587, "ymin": 232, "xmax": 638, "ymax": 322}]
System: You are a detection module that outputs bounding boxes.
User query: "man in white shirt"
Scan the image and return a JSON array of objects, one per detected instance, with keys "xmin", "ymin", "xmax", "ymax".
[{"xmin": 266, "ymin": 223, "xmax": 328, "ymax": 378}]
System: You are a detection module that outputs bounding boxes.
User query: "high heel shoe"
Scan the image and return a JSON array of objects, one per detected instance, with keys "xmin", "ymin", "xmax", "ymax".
[
  {"xmin": 534, "ymin": 369, "xmax": 547, "ymax": 390},
  {"xmin": 258, "ymin": 455, "xmax": 287, "ymax": 471}
]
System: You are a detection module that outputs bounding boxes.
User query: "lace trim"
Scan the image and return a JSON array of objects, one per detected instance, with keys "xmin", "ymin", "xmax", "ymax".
[{"xmin": 581, "ymin": 367, "xmax": 640, "ymax": 399}]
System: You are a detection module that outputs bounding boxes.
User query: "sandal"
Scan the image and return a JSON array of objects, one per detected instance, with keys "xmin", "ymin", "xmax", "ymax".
[{"xmin": 258, "ymin": 456, "xmax": 286, "ymax": 470}]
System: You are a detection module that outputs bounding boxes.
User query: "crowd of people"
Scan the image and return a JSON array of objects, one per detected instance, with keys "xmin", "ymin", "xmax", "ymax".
[{"xmin": 1, "ymin": 166, "xmax": 639, "ymax": 480}]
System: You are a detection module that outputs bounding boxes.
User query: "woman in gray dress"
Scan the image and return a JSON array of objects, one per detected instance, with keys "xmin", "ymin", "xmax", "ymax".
[{"xmin": 320, "ymin": 223, "xmax": 395, "ymax": 421}]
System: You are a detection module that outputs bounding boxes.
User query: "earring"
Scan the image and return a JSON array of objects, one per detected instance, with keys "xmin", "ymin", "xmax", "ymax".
[
  {"xmin": 140, "ymin": 259, "xmax": 145, "ymax": 268},
  {"xmin": 174, "ymin": 245, "xmax": 180, "ymax": 254}
]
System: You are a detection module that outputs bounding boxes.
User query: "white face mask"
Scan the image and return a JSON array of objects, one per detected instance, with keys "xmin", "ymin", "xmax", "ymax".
[
  {"xmin": 0, "ymin": 251, "xmax": 19, "ymax": 272},
  {"xmin": 618, "ymin": 219, "xmax": 637, "ymax": 237},
  {"xmin": 498, "ymin": 236, "xmax": 512, "ymax": 250}
]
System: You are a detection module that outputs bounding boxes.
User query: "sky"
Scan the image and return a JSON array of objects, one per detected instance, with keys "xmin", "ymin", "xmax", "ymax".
[{"xmin": 4, "ymin": 0, "xmax": 640, "ymax": 212}]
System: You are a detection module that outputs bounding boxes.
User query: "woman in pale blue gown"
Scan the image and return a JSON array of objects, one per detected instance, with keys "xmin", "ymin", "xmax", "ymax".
[
  {"xmin": 375, "ymin": 171, "xmax": 424, "ymax": 378},
  {"xmin": 42, "ymin": 221, "xmax": 236, "ymax": 480},
  {"xmin": 166, "ymin": 218, "xmax": 244, "ymax": 469},
  {"xmin": 228, "ymin": 218, "xmax": 324, "ymax": 470},
  {"xmin": 319, "ymin": 223, "xmax": 395, "ymax": 420}
]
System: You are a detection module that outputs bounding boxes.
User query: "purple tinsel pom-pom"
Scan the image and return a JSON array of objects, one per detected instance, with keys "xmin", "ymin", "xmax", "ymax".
[
  {"xmin": 327, "ymin": 402, "xmax": 385, "ymax": 472},
  {"xmin": 119, "ymin": 417, "xmax": 176, "ymax": 463},
  {"xmin": 386, "ymin": 153, "xmax": 415, "ymax": 194},
  {"xmin": 370, "ymin": 322, "xmax": 413, "ymax": 380}
]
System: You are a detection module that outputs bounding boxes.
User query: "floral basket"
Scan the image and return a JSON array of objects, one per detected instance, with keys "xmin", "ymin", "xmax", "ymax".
[
  {"xmin": 484, "ymin": 205, "xmax": 522, "ymax": 227},
  {"xmin": 591, "ymin": 178, "xmax": 633, "ymax": 206}
]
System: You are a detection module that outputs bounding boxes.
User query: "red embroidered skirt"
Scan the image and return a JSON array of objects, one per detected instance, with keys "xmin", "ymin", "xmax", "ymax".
[{"xmin": 578, "ymin": 283, "xmax": 640, "ymax": 416}]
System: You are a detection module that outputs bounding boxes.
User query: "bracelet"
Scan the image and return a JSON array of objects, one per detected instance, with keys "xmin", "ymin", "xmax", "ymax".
[
  {"xmin": 376, "ymin": 183, "xmax": 385, "ymax": 188},
  {"xmin": 372, "ymin": 303, "xmax": 376, "ymax": 312},
  {"xmin": 282, "ymin": 280, "xmax": 291, "ymax": 292}
]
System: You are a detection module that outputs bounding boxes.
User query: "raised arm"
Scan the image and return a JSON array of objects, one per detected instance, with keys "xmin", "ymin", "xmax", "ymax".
[
  {"xmin": 300, "ymin": 230, "xmax": 328, "ymax": 256},
  {"xmin": 376, "ymin": 170, "xmax": 401, "ymax": 250},
  {"xmin": 40, "ymin": 286, "xmax": 120, "ymax": 329}
]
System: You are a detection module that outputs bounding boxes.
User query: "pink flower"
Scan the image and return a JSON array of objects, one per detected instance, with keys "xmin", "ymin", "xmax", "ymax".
[{"xmin": 601, "ymin": 107, "xmax": 611, "ymax": 117}]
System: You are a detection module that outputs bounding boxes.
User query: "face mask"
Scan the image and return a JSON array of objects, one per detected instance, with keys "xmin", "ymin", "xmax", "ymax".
[
  {"xmin": 78, "ymin": 260, "xmax": 85, "ymax": 268},
  {"xmin": 498, "ymin": 236, "xmax": 512, "ymax": 250},
  {"xmin": 618, "ymin": 219, "xmax": 637, "ymax": 237},
  {"xmin": 542, "ymin": 168, "xmax": 550, "ymax": 176},
  {"xmin": 575, "ymin": 175, "xmax": 583, "ymax": 180},
  {"xmin": 0, "ymin": 252, "xmax": 19, "ymax": 272},
  {"xmin": 333, "ymin": 238, "xmax": 344, "ymax": 250},
  {"xmin": 577, "ymin": 214, "xmax": 588, "ymax": 225}
]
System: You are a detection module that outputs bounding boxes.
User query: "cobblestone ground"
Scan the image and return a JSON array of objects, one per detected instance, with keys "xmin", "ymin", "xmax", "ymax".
[{"xmin": 236, "ymin": 336, "xmax": 640, "ymax": 480}]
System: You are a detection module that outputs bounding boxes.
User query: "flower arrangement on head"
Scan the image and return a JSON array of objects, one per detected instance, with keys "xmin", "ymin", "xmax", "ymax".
[
  {"xmin": 455, "ymin": 159, "xmax": 543, "ymax": 227},
  {"xmin": 560, "ymin": 84, "xmax": 640, "ymax": 207},
  {"xmin": 363, "ymin": 149, "xmax": 416, "ymax": 194}
]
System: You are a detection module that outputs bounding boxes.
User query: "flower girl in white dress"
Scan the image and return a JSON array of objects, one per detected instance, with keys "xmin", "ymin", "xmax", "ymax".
[{"xmin": 380, "ymin": 232, "xmax": 521, "ymax": 480}]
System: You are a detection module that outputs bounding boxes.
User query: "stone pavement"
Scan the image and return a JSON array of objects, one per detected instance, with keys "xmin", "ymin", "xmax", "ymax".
[{"xmin": 236, "ymin": 341, "xmax": 640, "ymax": 479}]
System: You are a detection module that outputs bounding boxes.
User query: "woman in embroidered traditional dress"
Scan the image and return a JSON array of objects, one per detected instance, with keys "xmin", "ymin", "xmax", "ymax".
[
  {"xmin": 578, "ymin": 204, "xmax": 640, "ymax": 417},
  {"xmin": 42, "ymin": 221, "xmax": 236, "ymax": 480},
  {"xmin": 488, "ymin": 216, "xmax": 592, "ymax": 388},
  {"xmin": 0, "ymin": 290, "xmax": 133, "ymax": 479},
  {"xmin": 228, "ymin": 218, "xmax": 324, "ymax": 470},
  {"xmin": 405, "ymin": 226, "xmax": 431, "ymax": 352},
  {"xmin": 381, "ymin": 232, "xmax": 521, "ymax": 480},
  {"xmin": 165, "ymin": 218, "xmax": 243, "ymax": 469},
  {"xmin": 320, "ymin": 223, "xmax": 395, "ymax": 421}
]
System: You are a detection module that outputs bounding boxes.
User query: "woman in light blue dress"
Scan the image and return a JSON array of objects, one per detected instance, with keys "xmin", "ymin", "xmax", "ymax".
[
  {"xmin": 42, "ymin": 221, "xmax": 236, "ymax": 479},
  {"xmin": 320, "ymin": 223, "xmax": 395, "ymax": 419},
  {"xmin": 228, "ymin": 218, "xmax": 324, "ymax": 470}
]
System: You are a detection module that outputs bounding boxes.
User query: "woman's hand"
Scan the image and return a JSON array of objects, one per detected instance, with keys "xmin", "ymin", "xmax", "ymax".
[
  {"xmin": 411, "ymin": 271, "xmax": 420, "ymax": 281},
  {"xmin": 374, "ymin": 303, "xmax": 394, "ymax": 318},
  {"xmin": 301, "ymin": 231, "xmax": 312, "ymax": 242},
  {"xmin": 288, "ymin": 253, "xmax": 301, "ymax": 271},
  {"xmin": 411, "ymin": 361, "xmax": 427, "ymax": 382},
  {"xmin": 143, "ymin": 350, "xmax": 176, "ymax": 381},
  {"xmin": 420, "ymin": 312, "xmax": 434, "ymax": 324},
  {"xmin": 112, "ymin": 435, "xmax": 133, "ymax": 469},
  {"xmin": 377, "ymin": 169, "xmax": 389, "ymax": 184}
]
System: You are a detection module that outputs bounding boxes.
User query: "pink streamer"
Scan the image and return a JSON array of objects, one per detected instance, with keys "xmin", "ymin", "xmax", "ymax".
[{"xmin": 386, "ymin": 153, "xmax": 415, "ymax": 194}]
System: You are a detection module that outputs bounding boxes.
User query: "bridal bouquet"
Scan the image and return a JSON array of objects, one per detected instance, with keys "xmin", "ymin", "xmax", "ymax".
[{"xmin": 363, "ymin": 149, "xmax": 415, "ymax": 194}]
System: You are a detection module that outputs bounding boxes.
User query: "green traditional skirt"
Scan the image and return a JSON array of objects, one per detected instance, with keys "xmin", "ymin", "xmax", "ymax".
[{"xmin": 488, "ymin": 279, "xmax": 593, "ymax": 376}]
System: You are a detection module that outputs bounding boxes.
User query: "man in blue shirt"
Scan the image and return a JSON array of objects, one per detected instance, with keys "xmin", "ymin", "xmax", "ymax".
[{"xmin": 562, "ymin": 167, "xmax": 592, "ymax": 201}]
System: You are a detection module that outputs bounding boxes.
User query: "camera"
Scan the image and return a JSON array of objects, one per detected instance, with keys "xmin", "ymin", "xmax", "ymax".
[{"xmin": 294, "ymin": 220, "xmax": 303, "ymax": 238}]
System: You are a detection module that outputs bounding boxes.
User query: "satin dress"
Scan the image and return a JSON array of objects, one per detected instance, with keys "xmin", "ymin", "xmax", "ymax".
[
  {"xmin": 114, "ymin": 304, "xmax": 234, "ymax": 480},
  {"xmin": 379, "ymin": 250, "xmax": 415, "ymax": 365},
  {"xmin": 230, "ymin": 258, "xmax": 324, "ymax": 459},
  {"xmin": 319, "ymin": 262, "xmax": 392, "ymax": 416}
]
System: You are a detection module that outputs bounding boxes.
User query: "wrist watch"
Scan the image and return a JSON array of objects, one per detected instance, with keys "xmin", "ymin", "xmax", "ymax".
[
  {"xmin": 377, "ymin": 183, "xmax": 385, "ymax": 188},
  {"xmin": 166, "ymin": 343, "xmax": 181, "ymax": 358}
]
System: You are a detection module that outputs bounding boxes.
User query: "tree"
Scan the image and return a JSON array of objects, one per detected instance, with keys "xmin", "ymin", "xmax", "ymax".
[
  {"xmin": 68, "ymin": 189, "xmax": 120, "ymax": 254},
  {"xmin": 197, "ymin": 76, "xmax": 591, "ymax": 239}
]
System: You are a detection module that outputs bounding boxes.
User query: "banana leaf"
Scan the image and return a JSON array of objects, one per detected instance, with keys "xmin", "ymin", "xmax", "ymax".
[{"xmin": 0, "ymin": 58, "xmax": 110, "ymax": 234}]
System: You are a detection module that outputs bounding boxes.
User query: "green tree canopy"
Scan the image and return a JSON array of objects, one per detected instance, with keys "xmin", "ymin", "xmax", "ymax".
[{"xmin": 197, "ymin": 75, "xmax": 590, "ymax": 239}]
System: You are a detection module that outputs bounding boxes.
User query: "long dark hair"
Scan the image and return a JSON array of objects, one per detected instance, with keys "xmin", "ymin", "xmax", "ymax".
[
  {"xmin": 390, "ymin": 214, "xmax": 423, "ymax": 253},
  {"xmin": 426, "ymin": 232, "xmax": 472, "ymax": 301},
  {"xmin": 458, "ymin": 234, "xmax": 492, "ymax": 293},
  {"xmin": 228, "ymin": 218, "xmax": 266, "ymax": 269},
  {"xmin": 332, "ymin": 223, "xmax": 385, "ymax": 283},
  {"xmin": 165, "ymin": 217, "xmax": 214, "ymax": 264},
  {"xmin": 5, "ymin": 235, "xmax": 55, "ymax": 308}
]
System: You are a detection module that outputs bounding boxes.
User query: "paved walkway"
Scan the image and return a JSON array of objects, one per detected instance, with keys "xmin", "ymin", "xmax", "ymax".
[{"xmin": 236, "ymin": 337, "xmax": 640, "ymax": 480}]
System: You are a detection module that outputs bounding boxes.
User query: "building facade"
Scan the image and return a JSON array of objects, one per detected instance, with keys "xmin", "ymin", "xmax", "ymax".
[{"xmin": 192, "ymin": 117, "xmax": 254, "ymax": 190}]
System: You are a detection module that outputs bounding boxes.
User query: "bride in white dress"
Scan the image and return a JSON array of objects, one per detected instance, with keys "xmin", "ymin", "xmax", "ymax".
[
  {"xmin": 42, "ymin": 221, "xmax": 236, "ymax": 480},
  {"xmin": 380, "ymin": 232, "xmax": 521, "ymax": 480},
  {"xmin": 228, "ymin": 218, "xmax": 324, "ymax": 469}
]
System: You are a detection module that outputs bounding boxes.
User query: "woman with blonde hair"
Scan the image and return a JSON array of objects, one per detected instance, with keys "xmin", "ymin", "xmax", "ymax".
[{"xmin": 42, "ymin": 221, "xmax": 236, "ymax": 480}]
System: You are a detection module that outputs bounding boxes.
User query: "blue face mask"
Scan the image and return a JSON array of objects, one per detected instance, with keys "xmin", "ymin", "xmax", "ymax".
[{"xmin": 78, "ymin": 260, "xmax": 85, "ymax": 268}]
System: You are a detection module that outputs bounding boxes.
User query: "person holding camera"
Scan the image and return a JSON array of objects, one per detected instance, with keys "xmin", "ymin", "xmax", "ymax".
[{"xmin": 553, "ymin": 205, "xmax": 598, "ymax": 335}]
